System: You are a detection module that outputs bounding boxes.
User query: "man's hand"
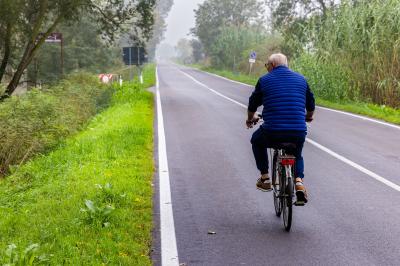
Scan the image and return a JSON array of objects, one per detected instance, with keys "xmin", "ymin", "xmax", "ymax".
[
  {"xmin": 306, "ymin": 111, "xmax": 314, "ymax": 122},
  {"xmin": 246, "ymin": 117, "xmax": 259, "ymax": 129},
  {"xmin": 246, "ymin": 111, "xmax": 260, "ymax": 128}
]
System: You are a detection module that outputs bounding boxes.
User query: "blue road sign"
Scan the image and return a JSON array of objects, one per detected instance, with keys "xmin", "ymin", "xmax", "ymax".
[{"xmin": 250, "ymin": 51, "xmax": 257, "ymax": 60}]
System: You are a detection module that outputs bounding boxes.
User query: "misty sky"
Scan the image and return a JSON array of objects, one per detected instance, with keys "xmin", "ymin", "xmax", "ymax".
[{"xmin": 163, "ymin": 0, "xmax": 205, "ymax": 46}]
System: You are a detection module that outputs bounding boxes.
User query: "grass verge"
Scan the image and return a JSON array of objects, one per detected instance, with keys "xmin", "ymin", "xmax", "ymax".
[
  {"xmin": 189, "ymin": 64, "xmax": 400, "ymax": 125},
  {"xmin": 0, "ymin": 64, "xmax": 156, "ymax": 265}
]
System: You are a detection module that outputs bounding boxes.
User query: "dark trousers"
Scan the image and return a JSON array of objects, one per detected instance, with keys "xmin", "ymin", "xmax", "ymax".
[{"xmin": 251, "ymin": 127, "xmax": 306, "ymax": 178}]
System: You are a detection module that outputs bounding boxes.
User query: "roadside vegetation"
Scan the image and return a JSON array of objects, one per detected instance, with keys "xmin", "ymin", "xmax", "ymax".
[
  {"xmin": 0, "ymin": 74, "xmax": 113, "ymax": 177},
  {"xmin": 176, "ymin": 0, "xmax": 400, "ymax": 124},
  {"xmin": 0, "ymin": 0, "xmax": 173, "ymax": 264},
  {"xmin": 0, "ymin": 64, "xmax": 156, "ymax": 265},
  {"xmin": 192, "ymin": 65, "xmax": 400, "ymax": 125}
]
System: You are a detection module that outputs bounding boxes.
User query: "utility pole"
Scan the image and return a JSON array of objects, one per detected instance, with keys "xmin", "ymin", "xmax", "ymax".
[
  {"xmin": 60, "ymin": 34, "xmax": 64, "ymax": 76},
  {"xmin": 129, "ymin": 47, "xmax": 133, "ymax": 81}
]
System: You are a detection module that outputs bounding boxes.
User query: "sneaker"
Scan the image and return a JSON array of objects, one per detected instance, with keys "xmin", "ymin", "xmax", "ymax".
[
  {"xmin": 256, "ymin": 175, "xmax": 272, "ymax": 192},
  {"xmin": 295, "ymin": 178, "xmax": 308, "ymax": 204}
]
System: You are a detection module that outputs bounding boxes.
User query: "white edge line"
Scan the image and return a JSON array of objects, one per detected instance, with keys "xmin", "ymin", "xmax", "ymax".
[
  {"xmin": 316, "ymin": 106, "xmax": 400, "ymax": 130},
  {"xmin": 177, "ymin": 68, "xmax": 400, "ymax": 193},
  {"xmin": 179, "ymin": 64, "xmax": 400, "ymax": 131},
  {"xmin": 306, "ymin": 139, "xmax": 400, "ymax": 192},
  {"xmin": 157, "ymin": 66, "xmax": 179, "ymax": 266}
]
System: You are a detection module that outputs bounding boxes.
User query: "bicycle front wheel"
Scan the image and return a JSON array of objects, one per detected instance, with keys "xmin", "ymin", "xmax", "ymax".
[{"xmin": 282, "ymin": 169, "xmax": 293, "ymax": 232}]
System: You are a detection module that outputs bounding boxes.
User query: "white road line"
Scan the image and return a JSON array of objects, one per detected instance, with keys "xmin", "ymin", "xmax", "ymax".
[
  {"xmin": 180, "ymin": 65, "xmax": 400, "ymax": 131},
  {"xmin": 178, "ymin": 68, "xmax": 400, "ymax": 193},
  {"xmin": 196, "ymin": 69, "xmax": 253, "ymax": 88},
  {"xmin": 176, "ymin": 63, "xmax": 253, "ymax": 88},
  {"xmin": 179, "ymin": 70, "xmax": 247, "ymax": 108},
  {"xmin": 157, "ymin": 67, "xmax": 179, "ymax": 266},
  {"xmin": 316, "ymin": 106, "xmax": 400, "ymax": 130},
  {"xmin": 306, "ymin": 139, "xmax": 400, "ymax": 191}
]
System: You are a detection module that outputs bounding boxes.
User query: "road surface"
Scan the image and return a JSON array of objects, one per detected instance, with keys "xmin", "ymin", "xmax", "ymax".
[{"xmin": 152, "ymin": 63, "xmax": 400, "ymax": 266}]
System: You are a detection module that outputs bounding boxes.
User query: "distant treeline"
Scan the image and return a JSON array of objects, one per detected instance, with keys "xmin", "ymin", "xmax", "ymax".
[{"xmin": 178, "ymin": 0, "xmax": 400, "ymax": 108}]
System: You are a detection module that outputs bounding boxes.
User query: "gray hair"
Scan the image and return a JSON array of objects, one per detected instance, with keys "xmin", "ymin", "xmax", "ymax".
[{"xmin": 268, "ymin": 53, "xmax": 288, "ymax": 67}]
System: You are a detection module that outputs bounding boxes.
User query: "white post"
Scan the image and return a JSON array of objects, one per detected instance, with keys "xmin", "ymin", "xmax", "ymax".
[{"xmin": 139, "ymin": 68, "xmax": 144, "ymax": 84}]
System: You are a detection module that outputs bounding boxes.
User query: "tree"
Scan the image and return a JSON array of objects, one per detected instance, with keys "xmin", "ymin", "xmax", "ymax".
[
  {"xmin": 28, "ymin": 17, "xmax": 123, "ymax": 84},
  {"xmin": 192, "ymin": 0, "xmax": 265, "ymax": 57},
  {"xmin": 0, "ymin": 0, "xmax": 156, "ymax": 100},
  {"xmin": 210, "ymin": 26, "xmax": 265, "ymax": 69},
  {"xmin": 190, "ymin": 39, "xmax": 204, "ymax": 63},
  {"xmin": 263, "ymin": 0, "xmax": 340, "ymax": 57},
  {"xmin": 265, "ymin": 0, "xmax": 337, "ymax": 28},
  {"xmin": 146, "ymin": 0, "xmax": 174, "ymax": 60},
  {"xmin": 0, "ymin": 0, "xmax": 24, "ymax": 83},
  {"xmin": 175, "ymin": 39, "xmax": 193, "ymax": 64}
]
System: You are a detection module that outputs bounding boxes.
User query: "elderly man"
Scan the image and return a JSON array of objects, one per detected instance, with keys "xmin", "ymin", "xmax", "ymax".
[{"xmin": 246, "ymin": 53, "xmax": 315, "ymax": 204}]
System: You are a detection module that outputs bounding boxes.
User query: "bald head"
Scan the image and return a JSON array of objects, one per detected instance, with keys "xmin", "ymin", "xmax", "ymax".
[{"xmin": 267, "ymin": 53, "xmax": 288, "ymax": 68}]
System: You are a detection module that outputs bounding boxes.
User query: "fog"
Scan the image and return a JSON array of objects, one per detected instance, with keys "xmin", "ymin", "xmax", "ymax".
[{"xmin": 163, "ymin": 0, "xmax": 205, "ymax": 46}]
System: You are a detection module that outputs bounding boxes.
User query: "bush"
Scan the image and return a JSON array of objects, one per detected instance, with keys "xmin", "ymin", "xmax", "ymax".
[
  {"xmin": 291, "ymin": 54, "xmax": 357, "ymax": 102},
  {"xmin": 0, "ymin": 73, "xmax": 113, "ymax": 176},
  {"xmin": 238, "ymin": 34, "xmax": 284, "ymax": 77}
]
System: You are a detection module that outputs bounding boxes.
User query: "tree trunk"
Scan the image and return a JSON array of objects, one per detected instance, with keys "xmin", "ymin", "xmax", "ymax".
[
  {"xmin": 2, "ymin": 12, "xmax": 62, "ymax": 100},
  {"xmin": 4, "ymin": 43, "xmax": 35, "ymax": 97},
  {"xmin": 0, "ymin": 23, "xmax": 12, "ymax": 83},
  {"xmin": 316, "ymin": 0, "xmax": 328, "ymax": 17}
]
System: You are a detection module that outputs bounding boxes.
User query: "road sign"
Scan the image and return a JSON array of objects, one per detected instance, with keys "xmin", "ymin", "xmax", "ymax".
[
  {"xmin": 122, "ymin": 47, "xmax": 148, "ymax": 66},
  {"xmin": 45, "ymin": 33, "xmax": 62, "ymax": 43},
  {"xmin": 249, "ymin": 51, "xmax": 257, "ymax": 75},
  {"xmin": 99, "ymin": 74, "xmax": 115, "ymax": 84}
]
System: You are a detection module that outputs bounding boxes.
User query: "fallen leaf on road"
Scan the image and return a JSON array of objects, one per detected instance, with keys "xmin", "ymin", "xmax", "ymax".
[{"xmin": 208, "ymin": 230, "xmax": 216, "ymax": 235}]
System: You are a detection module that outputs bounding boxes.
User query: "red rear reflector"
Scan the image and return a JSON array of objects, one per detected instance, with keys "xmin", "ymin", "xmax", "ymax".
[{"xmin": 281, "ymin": 159, "xmax": 295, "ymax": 166}]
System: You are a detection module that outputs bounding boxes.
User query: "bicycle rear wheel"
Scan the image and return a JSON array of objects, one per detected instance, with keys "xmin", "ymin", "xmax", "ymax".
[
  {"xmin": 272, "ymin": 152, "xmax": 281, "ymax": 217},
  {"xmin": 282, "ymin": 167, "xmax": 293, "ymax": 232}
]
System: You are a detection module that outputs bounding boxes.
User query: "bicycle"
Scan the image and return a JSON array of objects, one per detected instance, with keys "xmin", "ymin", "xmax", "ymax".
[
  {"xmin": 253, "ymin": 114, "xmax": 307, "ymax": 232},
  {"xmin": 270, "ymin": 143, "xmax": 303, "ymax": 232}
]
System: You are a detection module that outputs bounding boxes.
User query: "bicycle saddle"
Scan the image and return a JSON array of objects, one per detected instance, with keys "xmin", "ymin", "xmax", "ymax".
[{"xmin": 273, "ymin": 142, "xmax": 297, "ymax": 150}]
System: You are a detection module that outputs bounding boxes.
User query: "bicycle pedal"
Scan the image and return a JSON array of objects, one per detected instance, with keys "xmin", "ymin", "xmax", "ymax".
[{"xmin": 294, "ymin": 201, "xmax": 305, "ymax": 206}]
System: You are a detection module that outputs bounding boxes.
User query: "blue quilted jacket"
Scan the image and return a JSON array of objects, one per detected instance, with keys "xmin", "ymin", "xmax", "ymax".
[{"xmin": 248, "ymin": 66, "xmax": 315, "ymax": 135}]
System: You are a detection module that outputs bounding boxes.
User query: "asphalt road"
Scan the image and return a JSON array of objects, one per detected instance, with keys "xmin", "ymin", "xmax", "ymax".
[{"xmin": 153, "ymin": 63, "xmax": 400, "ymax": 266}]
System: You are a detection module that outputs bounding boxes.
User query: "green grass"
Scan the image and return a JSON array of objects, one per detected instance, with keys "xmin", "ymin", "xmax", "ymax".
[
  {"xmin": 316, "ymin": 99, "xmax": 400, "ymax": 124},
  {"xmin": 189, "ymin": 64, "xmax": 400, "ymax": 125},
  {"xmin": 0, "ymin": 64, "xmax": 156, "ymax": 265}
]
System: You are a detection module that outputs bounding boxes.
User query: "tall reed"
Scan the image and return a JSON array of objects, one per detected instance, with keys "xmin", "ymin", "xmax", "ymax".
[{"xmin": 307, "ymin": 0, "xmax": 400, "ymax": 106}]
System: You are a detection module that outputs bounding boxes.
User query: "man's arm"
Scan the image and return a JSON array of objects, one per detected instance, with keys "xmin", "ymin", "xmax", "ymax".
[
  {"xmin": 305, "ymin": 82, "xmax": 315, "ymax": 122},
  {"xmin": 247, "ymin": 80, "xmax": 263, "ymax": 128}
]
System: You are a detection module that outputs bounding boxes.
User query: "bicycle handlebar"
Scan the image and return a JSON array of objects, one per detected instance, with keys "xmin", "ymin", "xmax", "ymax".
[{"xmin": 254, "ymin": 113, "xmax": 313, "ymax": 124}]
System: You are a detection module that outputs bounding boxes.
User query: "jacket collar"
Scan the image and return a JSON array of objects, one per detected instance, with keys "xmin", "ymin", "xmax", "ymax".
[{"xmin": 272, "ymin": 65, "xmax": 288, "ymax": 71}]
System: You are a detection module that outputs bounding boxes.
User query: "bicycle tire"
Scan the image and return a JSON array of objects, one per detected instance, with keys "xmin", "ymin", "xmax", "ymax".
[
  {"xmin": 282, "ymin": 166, "xmax": 293, "ymax": 232},
  {"xmin": 272, "ymin": 152, "xmax": 281, "ymax": 217}
]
